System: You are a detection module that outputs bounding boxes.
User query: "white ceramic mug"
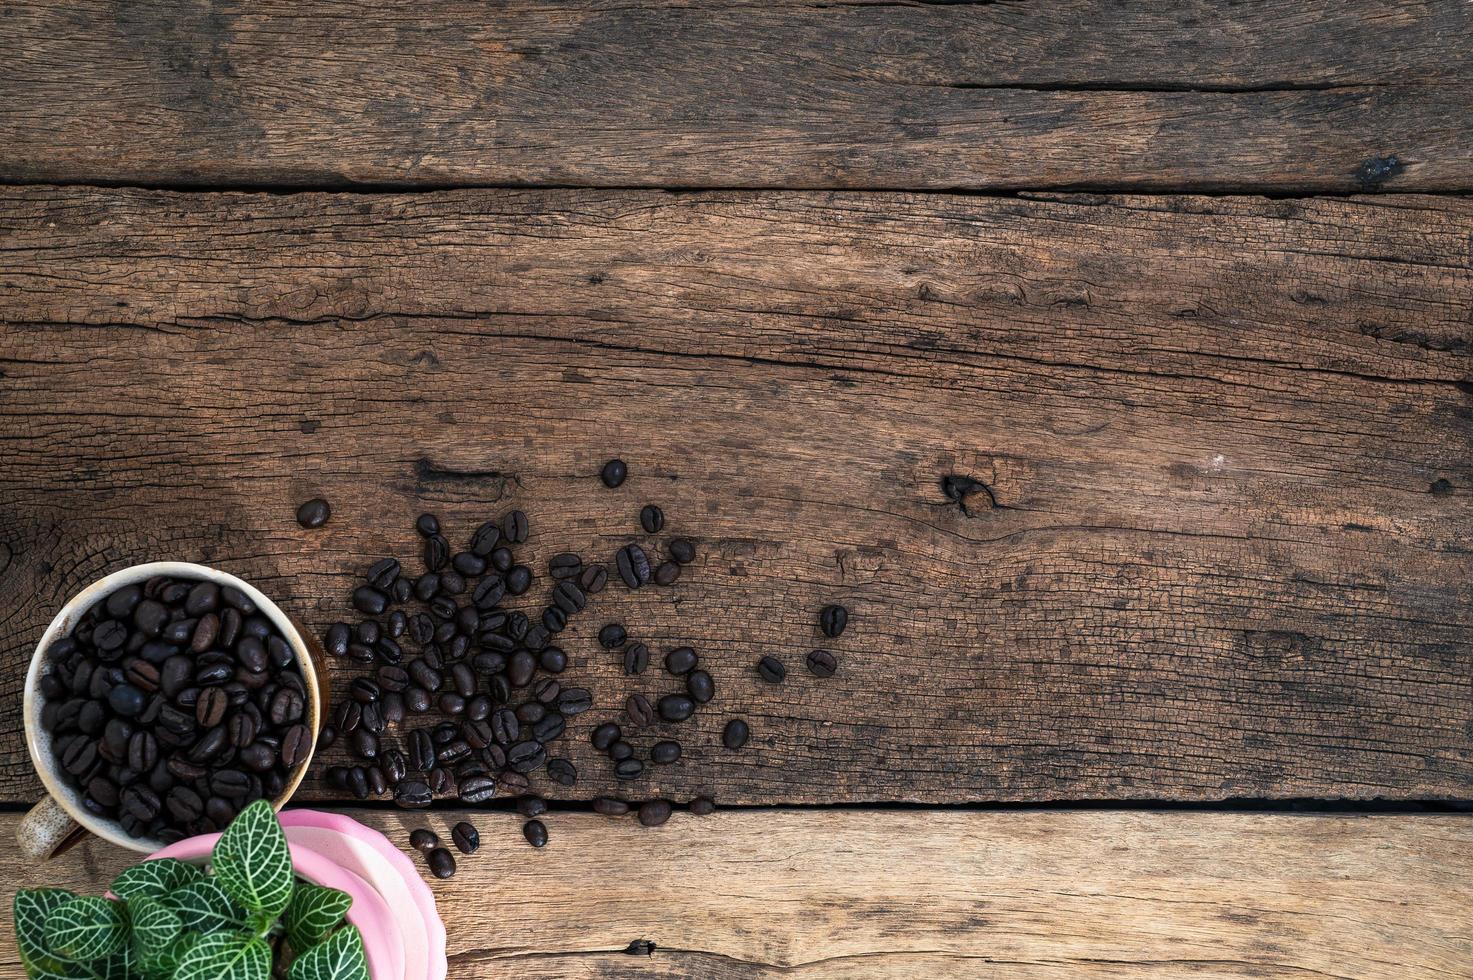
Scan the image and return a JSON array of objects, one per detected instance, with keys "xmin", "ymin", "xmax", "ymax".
[{"xmin": 19, "ymin": 562, "xmax": 325, "ymax": 859}]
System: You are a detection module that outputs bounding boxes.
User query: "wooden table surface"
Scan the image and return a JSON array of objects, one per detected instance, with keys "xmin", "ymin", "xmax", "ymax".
[{"xmin": 1, "ymin": 2, "xmax": 1471, "ymax": 977}]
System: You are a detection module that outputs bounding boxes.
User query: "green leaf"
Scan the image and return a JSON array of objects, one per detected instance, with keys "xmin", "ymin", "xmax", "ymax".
[
  {"xmin": 14, "ymin": 889, "xmax": 87, "ymax": 978},
  {"xmin": 288, "ymin": 926, "xmax": 369, "ymax": 980},
  {"xmin": 111, "ymin": 857, "xmax": 204, "ymax": 902},
  {"xmin": 284, "ymin": 881, "xmax": 352, "ymax": 953},
  {"xmin": 43, "ymin": 896, "xmax": 127, "ymax": 961},
  {"xmin": 128, "ymin": 895, "xmax": 181, "ymax": 952},
  {"xmin": 163, "ymin": 877, "xmax": 246, "ymax": 933},
  {"xmin": 138, "ymin": 933, "xmax": 197, "ymax": 980},
  {"xmin": 173, "ymin": 932, "xmax": 270, "ymax": 980},
  {"xmin": 211, "ymin": 799, "xmax": 293, "ymax": 920}
]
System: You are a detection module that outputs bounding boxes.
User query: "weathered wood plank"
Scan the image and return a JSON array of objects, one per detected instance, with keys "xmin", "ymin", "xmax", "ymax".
[
  {"xmin": 0, "ymin": 186, "xmax": 1471, "ymax": 805},
  {"xmin": 0, "ymin": 1, "xmax": 1470, "ymax": 191},
  {"xmin": 1, "ymin": 809, "xmax": 1470, "ymax": 978}
]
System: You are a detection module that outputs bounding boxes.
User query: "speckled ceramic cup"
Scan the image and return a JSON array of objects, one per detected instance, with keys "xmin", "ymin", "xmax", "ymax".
[{"xmin": 19, "ymin": 562, "xmax": 326, "ymax": 859}]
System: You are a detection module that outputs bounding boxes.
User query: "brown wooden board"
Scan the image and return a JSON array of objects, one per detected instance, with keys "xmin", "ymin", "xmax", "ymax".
[
  {"xmin": 0, "ymin": 186, "xmax": 1471, "ymax": 805},
  {"xmin": 1, "ymin": 809, "xmax": 1470, "ymax": 978},
  {"xmin": 0, "ymin": 1, "xmax": 1470, "ymax": 192}
]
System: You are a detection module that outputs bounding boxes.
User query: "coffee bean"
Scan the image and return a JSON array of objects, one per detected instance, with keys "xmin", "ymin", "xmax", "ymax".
[
  {"xmin": 518, "ymin": 795, "xmax": 547, "ymax": 817},
  {"xmin": 109, "ymin": 684, "xmax": 146, "ymax": 717},
  {"xmin": 547, "ymin": 758, "xmax": 577, "ymax": 786},
  {"xmin": 236, "ymin": 637, "xmax": 268, "ymax": 674},
  {"xmin": 348, "ymin": 766, "xmax": 370, "ymax": 800},
  {"xmin": 105, "ymin": 586, "xmax": 143, "ymax": 619},
  {"xmin": 556, "ymin": 688, "xmax": 592, "ymax": 716},
  {"xmin": 125, "ymin": 659, "xmax": 161, "ymax": 693},
  {"xmin": 665, "ymin": 647, "xmax": 697, "ymax": 675},
  {"xmin": 723, "ymin": 719, "xmax": 750, "ymax": 750},
  {"xmin": 599, "ymin": 624, "xmax": 627, "ymax": 649},
  {"xmin": 395, "ymin": 780, "xmax": 433, "ymax": 809},
  {"xmin": 491, "ymin": 708, "xmax": 520, "ymax": 745},
  {"xmin": 819, "ymin": 604, "xmax": 848, "ymax": 638},
  {"xmin": 507, "ymin": 740, "xmax": 547, "ymax": 773},
  {"xmin": 162, "ymin": 619, "xmax": 196, "ymax": 645},
  {"xmin": 654, "ymin": 562, "xmax": 680, "ymax": 586},
  {"xmin": 625, "ymin": 693, "xmax": 654, "ymax": 727},
  {"xmin": 281, "ymin": 724, "xmax": 311, "ymax": 768},
  {"xmin": 424, "ymin": 534, "xmax": 450, "ymax": 572},
  {"xmin": 757, "ymin": 656, "xmax": 786, "ymax": 684},
  {"xmin": 600, "ymin": 459, "xmax": 628, "ymax": 488},
  {"xmin": 410, "ymin": 828, "xmax": 439, "ymax": 851},
  {"xmin": 470, "ymin": 521, "xmax": 501, "ymax": 556},
  {"xmin": 352, "ymin": 586, "xmax": 389, "ymax": 616},
  {"xmin": 591, "ymin": 723, "xmax": 621, "ymax": 751},
  {"xmin": 506, "ymin": 565, "xmax": 532, "ymax": 596},
  {"xmin": 191, "ymin": 614, "xmax": 220, "ymax": 653},
  {"xmin": 451, "ymin": 663, "xmax": 476, "ymax": 698},
  {"xmin": 608, "ymin": 740, "xmax": 633, "ymax": 761},
  {"xmin": 532, "ymin": 712, "xmax": 565, "ymax": 742},
  {"xmin": 471, "ymin": 577, "xmax": 505, "ymax": 611},
  {"xmin": 533, "ymin": 678, "xmax": 561, "ymax": 704},
  {"xmin": 428, "ymin": 766, "xmax": 456, "ymax": 796},
  {"xmin": 651, "ymin": 740, "xmax": 682, "ymax": 764},
  {"xmin": 639, "ymin": 800, "xmax": 672, "ymax": 827},
  {"xmin": 451, "ymin": 821, "xmax": 480, "ymax": 854},
  {"xmin": 428, "ymin": 847, "xmax": 457, "ymax": 878},
  {"xmin": 167, "ymin": 786, "xmax": 205, "ymax": 822},
  {"xmin": 408, "ymin": 729, "xmax": 435, "ymax": 770},
  {"xmin": 133, "ymin": 600, "xmax": 168, "ymax": 637},
  {"xmin": 806, "ymin": 649, "xmax": 838, "ymax": 677},
  {"xmin": 367, "ymin": 557, "xmax": 401, "ymax": 590},
  {"xmin": 415, "ymin": 513, "xmax": 440, "ymax": 537},
  {"xmin": 639, "ymin": 504, "xmax": 664, "ymax": 534},
  {"xmin": 296, "ymin": 498, "xmax": 331, "ymax": 528},
  {"xmin": 593, "ymin": 797, "xmax": 630, "ymax": 816},
  {"xmin": 548, "ymin": 553, "xmax": 581, "ymax": 582},
  {"xmin": 686, "ymin": 670, "xmax": 714, "ymax": 704},
  {"xmin": 87, "ymin": 776, "xmax": 119, "ymax": 809},
  {"xmin": 194, "ymin": 661, "xmax": 233, "ymax": 687},
  {"xmin": 459, "ymin": 775, "xmax": 498, "ymax": 803},
  {"xmin": 658, "ymin": 694, "xmax": 695, "ymax": 722},
  {"xmin": 668, "ymin": 538, "xmax": 696, "ymax": 564},
  {"xmin": 221, "ymin": 586, "xmax": 257, "ymax": 615},
  {"xmin": 542, "ymin": 605, "xmax": 567, "ymax": 633},
  {"xmin": 615, "ymin": 544, "xmax": 651, "ymax": 589},
  {"xmin": 127, "ymin": 731, "xmax": 158, "ymax": 772},
  {"xmin": 78, "ymin": 700, "xmax": 107, "ymax": 735},
  {"xmin": 438, "ymin": 692, "xmax": 466, "ymax": 716},
  {"xmin": 439, "ymin": 570, "xmax": 466, "ymax": 596},
  {"xmin": 122, "ymin": 786, "xmax": 161, "ymax": 821},
  {"xmin": 240, "ymin": 740, "xmax": 277, "ymax": 772},
  {"xmin": 614, "ymin": 758, "xmax": 644, "ymax": 780},
  {"xmin": 491, "ymin": 548, "xmax": 514, "ymax": 574},
  {"xmin": 690, "ymin": 796, "xmax": 716, "ymax": 816},
  {"xmin": 579, "ymin": 564, "xmax": 608, "ymax": 594},
  {"xmin": 623, "ymin": 643, "xmax": 650, "ymax": 675},
  {"xmin": 523, "ymin": 819, "xmax": 548, "ymax": 848},
  {"xmin": 196, "ymin": 688, "xmax": 229, "ymax": 727},
  {"xmin": 269, "ymin": 687, "xmax": 305, "ymax": 725},
  {"xmin": 218, "ymin": 608, "xmax": 242, "ymax": 647}
]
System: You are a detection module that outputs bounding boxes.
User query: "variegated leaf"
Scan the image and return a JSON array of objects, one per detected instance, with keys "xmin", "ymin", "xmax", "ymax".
[
  {"xmin": 211, "ymin": 799, "xmax": 293, "ymax": 920},
  {"xmin": 42, "ymin": 896, "xmax": 127, "ymax": 961},
  {"xmin": 287, "ymin": 926, "xmax": 369, "ymax": 980},
  {"xmin": 284, "ymin": 881, "xmax": 352, "ymax": 953}
]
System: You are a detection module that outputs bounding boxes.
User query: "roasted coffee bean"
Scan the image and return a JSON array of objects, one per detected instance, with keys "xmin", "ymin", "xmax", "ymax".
[
  {"xmin": 614, "ymin": 758, "xmax": 644, "ymax": 780},
  {"xmin": 600, "ymin": 459, "xmax": 628, "ymax": 488},
  {"xmin": 492, "ymin": 708, "xmax": 520, "ymax": 745},
  {"xmin": 193, "ymin": 661, "xmax": 233, "ymax": 687},
  {"xmin": 167, "ymin": 786, "xmax": 204, "ymax": 822},
  {"xmin": 366, "ymin": 766, "xmax": 388, "ymax": 797},
  {"xmin": 162, "ymin": 618, "xmax": 196, "ymax": 645},
  {"xmin": 391, "ymin": 576, "xmax": 412, "ymax": 604},
  {"xmin": 553, "ymin": 580, "xmax": 586, "ymax": 614},
  {"xmin": 548, "ymin": 553, "xmax": 581, "ymax": 581},
  {"xmin": 615, "ymin": 544, "xmax": 651, "ymax": 589},
  {"xmin": 87, "ymin": 776, "xmax": 119, "ymax": 809},
  {"xmin": 623, "ymin": 643, "xmax": 650, "ymax": 675},
  {"xmin": 268, "ymin": 635, "xmax": 294, "ymax": 670},
  {"xmin": 281, "ymin": 724, "xmax": 311, "ymax": 768},
  {"xmin": 335, "ymin": 699, "xmax": 363, "ymax": 734},
  {"xmin": 60, "ymin": 735, "xmax": 96, "ymax": 776},
  {"xmin": 533, "ymin": 678, "xmax": 561, "ymax": 704},
  {"xmin": 191, "ymin": 613, "xmax": 220, "ymax": 653},
  {"xmin": 489, "ymin": 675, "xmax": 512, "ymax": 704},
  {"xmin": 454, "ymin": 604, "xmax": 479, "ymax": 634},
  {"xmin": 239, "ymin": 740, "xmax": 277, "ymax": 772},
  {"xmin": 228, "ymin": 707, "xmax": 263, "ymax": 752},
  {"xmin": 532, "ymin": 712, "xmax": 565, "ymax": 742},
  {"xmin": 122, "ymin": 786, "xmax": 161, "ymax": 821},
  {"xmin": 408, "ymin": 728, "xmax": 436, "ymax": 770},
  {"xmin": 459, "ymin": 775, "xmax": 498, "ymax": 803},
  {"xmin": 451, "ymin": 821, "xmax": 480, "ymax": 854},
  {"xmin": 608, "ymin": 740, "xmax": 634, "ymax": 762},
  {"xmin": 507, "ymin": 740, "xmax": 547, "ymax": 773},
  {"xmin": 409, "ymin": 660, "xmax": 443, "ymax": 692},
  {"xmin": 538, "ymin": 647, "xmax": 567, "ymax": 674},
  {"xmin": 236, "ymin": 637, "xmax": 268, "ymax": 674},
  {"xmin": 658, "ymin": 694, "xmax": 695, "ymax": 722},
  {"xmin": 352, "ymin": 586, "xmax": 389, "ymax": 616},
  {"xmin": 490, "ymin": 548, "xmax": 514, "ymax": 574},
  {"xmin": 806, "ymin": 649, "xmax": 838, "ymax": 677},
  {"xmin": 639, "ymin": 504, "xmax": 664, "ymax": 533},
  {"xmin": 410, "ymin": 828, "xmax": 439, "ymax": 851},
  {"xmin": 351, "ymin": 677, "xmax": 382, "ymax": 705},
  {"xmin": 686, "ymin": 669, "xmax": 714, "ymax": 704},
  {"xmin": 345, "ymin": 643, "xmax": 375, "ymax": 665},
  {"xmin": 414, "ymin": 574, "xmax": 440, "ymax": 602},
  {"xmin": 556, "ymin": 688, "xmax": 592, "ymax": 716},
  {"xmin": 429, "ymin": 595, "xmax": 457, "ymax": 622},
  {"xmin": 395, "ymin": 779, "xmax": 433, "ymax": 809},
  {"xmin": 593, "ymin": 797, "xmax": 630, "ymax": 816},
  {"xmin": 196, "ymin": 687, "xmax": 229, "ymax": 727},
  {"xmin": 78, "ymin": 699, "xmax": 107, "ymax": 735},
  {"xmin": 522, "ymin": 819, "xmax": 548, "ymax": 848},
  {"xmin": 690, "ymin": 796, "xmax": 716, "ymax": 816},
  {"xmin": 438, "ymin": 692, "xmax": 466, "ymax": 716},
  {"xmin": 427, "ymin": 847, "xmax": 457, "ymax": 878},
  {"xmin": 547, "ymin": 758, "xmax": 577, "ymax": 785},
  {"xmin": 598, "ymin": 624, "xmax": 627, "ymax": 649},
  {"xmin": 510, "ymin": 796, "xmax": 544, "ymax": 819},
  {"xmin": 439, "ymin": 570, "xmax": 466, "ymax": 596},
  {"xmin": 414, "ymin": 513, "xmax": 440, "ymax": 537},
  {"xmin": 470, "ymin": 520, "xmax": 501, "ymax": 556},
  {"xmin": 269, "ymin": 687, "xmax": 305, "ymax": 725},
  {"xmin": 542, "ymin": 606, "xmax": 567, "ymax": 633},
  {"xmin": 590, "ymin": 723, "xmax": 621, "ymax": 752},
  {"xmin": 133, "ymin": 600, "xmax": 168, "ymax": 638},
  {"xmin": 668, "ymin": 538, "xmax": 696, "ymax": 564},
  {"xmin": 348, "ymin": 766, "xmax": 370, "ymax": 800},
  {"xmin": 124, "ymin": 659, "xmax": 161, "ymax": 693},
  {"xmin": 367, "ymin": 557, "xmax": 401, "ymax": 590},
  {"xmin": 665, "ymin": 647, "xmax": 698, "ymax": 675},
  {"xmin": 424, "ymin": 534, "xmax": 450, "ymax": 572},
  {"xmin": 318, "ymin": 725, "xmax": 338, "ymax": 751},
  {"xmin": 296, "ymin": 498, "xmax": 331, "ymax": 528},
  {"xmin": 379, "ymin": 665, "xmax": 410, "ymax": 692},
  {"xmin": 626, "ymin": 693, "xmax": 655, "ymax": 727},
  {"xmin": 500, "ymin": 509, "xmax": 528, "ymax": 544},
  {"xmin": 221, "ymin": 586, "xmax": 256, "ymax": 615},
  {"xmin": 437, "ymin": 739, "xmax": 472, "ymax": 766},
  {"xmin": 326, "ymin": 766, "xmax": 351, "ymax": 791},
  {"xmin": 516, "ymin": 700, "xmax": 545, "ymax": 724},
  {"xmin": 757, "ymin": 656, "xmax": 786, "ymax": 684},
  {"xmin": 639, "ymin": 799, "xmax": 672, "ymax": 827},
  {"xmin": 218, "ymin": 607, "xmax": 242, "ymax": 647},
  {"xmin": 651, "ymin": 740, "xmax": 682, "ymax": 764},
  {"xmin": 471, "ymin": 577, "xmax": 506, "ymax": 612},
  {"xmin": 723, "ymin": 718, "xmax": 750, "ymax": 750},
  {"xmin": 819, "ymin": 604, "xmax": 849, "ymax": 638},
  {"xmin": 379, "ymin": 748, "xmax": 408, "ymax": 784},
  {"xmin": 102, "ymin": 719, "xmax": 134, "ymax": 761},
  {"xmin": 449, "ymin": 663, "xmax": 475, "ymax": 698},
  {"xmin": 579, "ymin": 564, "xmax": 608, "ymax": 594},
  {"xmin": 507, "ymin": 651, "xmax": 536, "ymax": 688},
  {"xmin": 505, "ymin": 565, "xmax": 532, "ymax": 596},
  {"xmin": 463, "ymin": 717, "xmax": 494, "ymax": 750},
  {"xmin": 105, "ymin": 587, "xmax": 143, "ymax": 619},
  {"xmin": 654, "ymin": 562, "xmax": 680, "ymax": 586},
  {"xmin": 405, "ymin": 686, "xmax": 432, "ymax": 714},
  {"xmin": 127, "ymin": 731, "xmax": 158, "ymax": 772}
]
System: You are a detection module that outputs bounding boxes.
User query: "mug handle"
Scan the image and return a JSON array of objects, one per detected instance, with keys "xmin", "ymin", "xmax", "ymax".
[{"xmin": 17, "ymin": 794, "xmax": 86, "ymax": 861}]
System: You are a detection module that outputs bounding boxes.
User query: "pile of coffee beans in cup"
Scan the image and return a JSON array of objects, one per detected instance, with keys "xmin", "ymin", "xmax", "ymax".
[
  {"xmin": 313, "ymin": 458, "xmax": 851, "ymax": 865},
  {"xmin": 38, "ymin": 575, "xmax": 310, "ymax": 843}
]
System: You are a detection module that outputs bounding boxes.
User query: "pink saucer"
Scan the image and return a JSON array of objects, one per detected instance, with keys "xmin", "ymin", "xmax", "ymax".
[{"xmin": 146, "ymin": 834, "xmax": 405, "ymax": 979}]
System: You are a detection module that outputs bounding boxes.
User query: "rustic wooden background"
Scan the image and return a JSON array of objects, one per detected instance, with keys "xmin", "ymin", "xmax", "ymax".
[{"xmin": 1, "ymin": 1, "xmax": 1471, "ymax": 976}]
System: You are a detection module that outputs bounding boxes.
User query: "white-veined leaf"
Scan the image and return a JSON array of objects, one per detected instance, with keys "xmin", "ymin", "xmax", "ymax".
[
  {"xmin": 173, "ymin": 932, "xmax": 270, "ymax": 980},
  {"xmin": 284, "ymin": 881, "xmax": 352, "ymax": 953},
  {"xmin": 287, "ymin": 926, "xmax": 369, "ymax": 980},
  {"xmin": 42, "ymin": 896, "xmax": 127, "ymax": 961},
  {"xmin": 211, "ymin": 800, "xmax": 293, "ymax": 920},
  {"xmin": 162, "ymin": 877, "xmax": 245, "ymax": 933},
  {"xmin": 111, "ymin": 858, "xmax": 204, "ymax": 902}
]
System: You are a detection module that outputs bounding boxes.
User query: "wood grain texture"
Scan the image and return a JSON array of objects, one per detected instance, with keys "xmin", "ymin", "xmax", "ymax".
[
  {"xmin": 0, "ymin": 0, "xmax": 1470, "ymax": 192},
  {"xmin": 1, "ymin": 809, "xmax": 1470, "ymax": 978},
  {"xmin": 0, "ymin": 186, "xmax": 1471, "ymax": 805}
]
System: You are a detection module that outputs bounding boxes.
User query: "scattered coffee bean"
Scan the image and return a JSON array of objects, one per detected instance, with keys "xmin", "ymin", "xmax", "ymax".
[
  {"xmin": 523, "ymin": 819, "xmax": 548, "ymax": 848},
  {"xmin": 686, "ymin": 669, "xmax": 714, "ymax": 704},
  {"xmin": 806, "ymin": 650, "xmax": 838, "ymax": 677},
  {"xmin": 591, "ymin": 723, "xmax": 621, "ymax": 751},
  {"xmin": 296, "ymin": 498, "xmax": 331, "ymax": 529},
  {"xmin": 451, "ymin": 821, "xmax": 480, "ymax": 854},
  {"xmin": 654, "ymin": 562, "xmax": 680, "ymax": 586},
  {"xmin": 614, "ymin": 758, "xmax": 644, "ymax": 780},
  {"xmin": 600, "ymin": 459, "xmax": 627, "ymax": 488},
  {"xmin": 651, "ymin": 740, "xmax": 682, "ymax": 764},
  {"xmin": 598, "ymin": 624, "xmax": 627, "ymax": 649},
  {"xmin": 690, "ymin": 796, "xmax": 716, "ymax": 816},
  {"xmin": 352, "ymin": 586, "xmax": 389, "ymax": 616},
  {"xmin": 502, "ymin": 510, "xmax": 529, "ymax": 544},
  {"xmin": 396, "ymin": 779, "xmax": 433, "ymax": 809},
  {"xmin": 416, "ymin": 514, "xmax": 441, "ymax": 537},
  {"xmin": 658, "ymin": 694, "xmax": 695, "ymax": 722},
  {"xmin": 623, "ymin": 643, "xmax": 650, "ymax": 675},
  {"xmin": 668, "ymin": 539, "xmax": 696, "ymax": 564},
  {"xmin": 665, "ymin": 647, "xmax": 697, "ymax": 675},
  {"xmin": 410, "ymin": 828, "xmax": 439, "ymax": 851},
  {"xmin": 518, "ymin": 795, "xmax": 547, "ymax": 818},
  {"xmin": 427, "ymin": 847, "xmax": 457, "ymax": 878},
  {"xmin": 757, "ymin": 656, "xmax": 786, "ymax": 684},
  {"xmin": 547, "ymin": 758, "xmax": 577, "ymax": 785},
  {"xmin": 639, "ymin": 800, "xmax": 672, "ymax": 827},
  {"xmin": 819, "ymin": 604, "xmax": 849, "ymax": 638},
  {"xmin": 625, "ymin": 693, "xmax": 654, "ymax": 727},
  {"xmin": 459, "ymin": 775, "xmax": 498, "ymax": 804},
  {"xmin": 639, "ymin": 505, "xmax": 664, "ymax": 533},
  {"xmin": 579, "ymin": 564, "xmax": 608, "ymax": 594},
  {"xmin": 723, "ymin": 719, "xmax": 750, "ymax": 750},
  {"xmin": 615, "ymin": 544, "xmax": 651, "ymax": 589},
  {"xmin": 593, "ymin": 797, "xmax": 630, "ymax": 816}
]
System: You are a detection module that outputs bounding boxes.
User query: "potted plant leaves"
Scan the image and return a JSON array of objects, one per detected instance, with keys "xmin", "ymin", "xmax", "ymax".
[{"xmin": 13, "ymin": 800, "xmax": 370, "ymax": 979}]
